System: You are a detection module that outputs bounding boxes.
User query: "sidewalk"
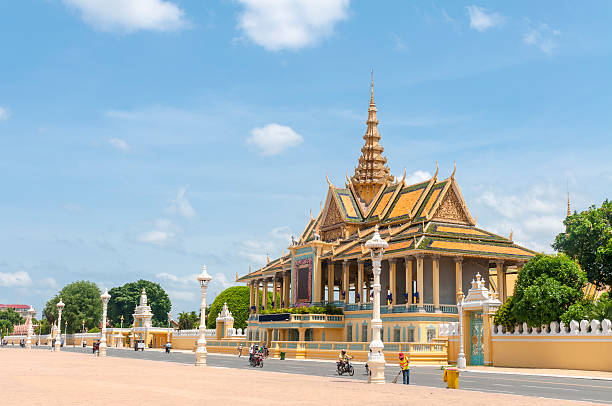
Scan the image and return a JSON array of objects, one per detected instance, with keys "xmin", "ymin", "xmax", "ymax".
[
  {"xmin": 0, "ymin": 349, "xmax": 604, "ymax": 406},
  {"xmin": 465, "ymin": 366, "xmax": 612, "ymax": 381}
]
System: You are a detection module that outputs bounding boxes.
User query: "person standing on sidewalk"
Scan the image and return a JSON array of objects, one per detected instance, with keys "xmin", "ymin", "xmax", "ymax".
[{"xmin": 399, "ymin": 353, "xmax": 410, "ymax": 385}]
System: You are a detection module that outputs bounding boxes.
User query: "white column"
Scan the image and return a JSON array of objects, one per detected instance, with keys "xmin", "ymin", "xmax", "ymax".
[
  {"xmin": 196, "ymin": 266, "xmax": 211, "ymax": 366},
  {"xmin": 55, "ymin": 299, "xmax": 64, "ymax": 352},
  {"xmin": 365, "ymin": 226, "xmax": 388, "ymax": 385},
  {"xmin": 100, "ymin": 289, "xmax": 111, "ymax": 357}
]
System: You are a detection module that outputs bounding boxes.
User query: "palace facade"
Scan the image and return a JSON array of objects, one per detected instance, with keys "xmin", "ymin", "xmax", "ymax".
[{"xmin": 236, "ymin": 81, "xmax": 536, "ymax": 360}]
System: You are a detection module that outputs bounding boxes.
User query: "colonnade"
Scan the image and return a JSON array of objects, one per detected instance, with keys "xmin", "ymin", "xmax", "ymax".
[{"xmin": 248, "ymin": 256, "xmax": 516, "ymax": 314}]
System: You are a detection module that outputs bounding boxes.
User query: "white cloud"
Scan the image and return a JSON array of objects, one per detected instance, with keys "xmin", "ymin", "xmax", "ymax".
[
  {"xmin": 108, "ymin": 137, "xmax": 130, "ymax": 152},
  {"xmin": 166, "ymin": 289, "xmax": 196, "ymax": 302},
  {"xmin": 246, "ymin": 123, "xmax": 303, "ymax": 155},
  {"xmin": 62, "ymin": 0, "xmax": 186, "ymax": 32},
  {"xmin": 236, "ymin": 0, "xmax": 349, "ymax": 51},
  {"xmin": 466, "ymin": 5, "xmax": 503, "ymax": 32},
  {"xmin": 0, "ymin": 271, "xmax": 32, "ymax": 287},
  {"xmin": 138, "ymin": 219, "xmax": 179, "ymax": 245},
  {"xmin": 156, "ymin": 272, "xmax": 198, "ymax": 285},
  {"xmin": 40, "ymin": 277, "xmax": 58, "ymax": 288},
  {"xmin": 167, "ymin": 186, "xmax": 195, "ymax": 218},
  {"xmin": 477, "ymin": 183, "xmax": 567, "ymax": 253},
  {"xmin": 139, "ymin": 231, "xmax": 174, "ymax": 245},
  {"xmin": 405, "ymin": 170, "xmax": 432, "ymax": 185},
  {"xmin": 0, "ymin": 107, "xmax": 10, "ymax": 121},
  {"xmin": 524, "ymin": 22, "xmax": 560, "ymax": 54}
]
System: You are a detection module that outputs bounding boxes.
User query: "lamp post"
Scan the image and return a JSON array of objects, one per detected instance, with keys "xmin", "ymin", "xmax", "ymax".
[
  {"xmin": 457, "ymin": 293, "xmax": 467, "ymax": 368},
  {"xmin": 120, "ymin": 315, "xmax": 124, "ymax": 329},
  {"xmin": 81, "ymin": 320, "xmax": 85, "ymax": 347},
  {"xmin": 38, "ymin": 313, "xmax": 42, "ymax": 346},
  {"xmin": 167, "ymin": 312, "xmax": 171, "ymax": 344},
  {"xmin": 25, "ymin": 306, "xmax": 35, "ymax": 349},
  {"xmin": 64, "ymin": 320, "xmax": 68, "ymax": 347},
  {"xmin": 195, "ymin": 265, "xmax": 212, "ymax": 366},
  {"xmin": 365, "ymin": 225, "xmax": 388, "ymax": 384},
  {"xmin": 55, "ymin": 299, "xmax": 64, "ymax": 352},
  {"xmin": 100, "ymin": 288, "xmax": 111, "ymax": 357}
]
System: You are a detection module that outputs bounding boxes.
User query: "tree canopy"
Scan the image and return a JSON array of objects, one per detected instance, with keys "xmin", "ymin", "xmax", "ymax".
[
  {"xmin": 108, "ymin": 280, "xmax": 171, "ymax": 327},
  {"xmin": 501, "ymin": 254, "xmax": 587, "ymax": 327},
  {"xmin": 177, "ymin": 311, "xmax": 200, "ymax": 330},
  {"xmin": 553, "ymin": 199, "xmax": 612, "ymax": 288},
  {"xmin": 43, "ymin": 280, "xmax": 102, "ymax": 334},
  {"xmin": 206, "ymin": 286, "xmax": 251, "ymax": 330},
  {"xmin": 0, "ymin": 308, "xmax": 24, "ymax": 326}
]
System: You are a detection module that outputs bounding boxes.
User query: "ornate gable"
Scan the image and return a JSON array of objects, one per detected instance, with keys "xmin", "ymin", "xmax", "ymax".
[{"xmin": 432, "ymin": 185, "xmax": 471, "ymax": 225}]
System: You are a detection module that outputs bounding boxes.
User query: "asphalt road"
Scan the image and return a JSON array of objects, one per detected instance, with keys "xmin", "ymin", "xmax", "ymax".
[{"xmin": 17, "ymin": 346, "xmax": 612, "ymax": 404}]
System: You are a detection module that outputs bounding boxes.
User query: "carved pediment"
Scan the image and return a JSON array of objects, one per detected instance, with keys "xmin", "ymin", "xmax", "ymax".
[
  {"xmin": 432, "ymin": 188, "xmax": 471, "ymax": 224},
  {"xmin": 322, "ymin": 195, "xmax": 343, "ymax": 229}
]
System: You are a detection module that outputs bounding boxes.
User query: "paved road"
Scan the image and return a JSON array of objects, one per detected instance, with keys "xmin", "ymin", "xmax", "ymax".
[{"xmin": 19, "ymin": 346, "xmax": 612, "ymax": 404}]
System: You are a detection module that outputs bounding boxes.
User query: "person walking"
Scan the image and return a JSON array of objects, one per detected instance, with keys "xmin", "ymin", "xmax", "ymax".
[
  {"xmin": 399, "ymin": 353, "xmax": 410, "ymax": 385},
  {"xmin": 237, "ymin": 343, "xmax": 243, "ymax": 357}
]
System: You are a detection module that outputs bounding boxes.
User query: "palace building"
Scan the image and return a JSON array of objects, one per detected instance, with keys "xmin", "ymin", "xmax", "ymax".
[{"xmin": 237, "ymin": 80, "xmax": 537, "ymax": 358}]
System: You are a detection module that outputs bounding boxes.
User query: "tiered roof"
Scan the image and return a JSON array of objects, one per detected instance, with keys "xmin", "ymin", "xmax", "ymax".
[{"xmin": 237, "ymin": 81, "xmax": 536, "ymax": 283}]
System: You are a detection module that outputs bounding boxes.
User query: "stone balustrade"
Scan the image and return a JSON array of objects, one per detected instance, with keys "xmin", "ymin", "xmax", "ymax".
[{"xmin": 492, "ymin": 319, "xmax": 612, "ymax": 336}]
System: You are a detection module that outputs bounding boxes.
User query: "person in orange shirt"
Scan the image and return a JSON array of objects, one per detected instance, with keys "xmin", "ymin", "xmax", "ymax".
[{"xmin": 399, "ymin": 352, "xmax": 410, "ymax": 384}]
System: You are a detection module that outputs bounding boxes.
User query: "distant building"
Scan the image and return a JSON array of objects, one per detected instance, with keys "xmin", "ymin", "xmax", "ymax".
[{"xmin": 0, "ymin": 304, "xmax": 31, "ymax": 317}]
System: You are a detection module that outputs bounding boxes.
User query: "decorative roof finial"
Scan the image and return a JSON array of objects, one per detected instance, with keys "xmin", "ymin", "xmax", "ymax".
[
  {"xmin": 567, "ymin": 192, "xmax": 571, "ymax": 218},
  {"xmin": 451, "ymin": 161, "xmax": 456, "ymax": 180},
  {"xmin": 370, "ymin": 68, "xmax": 375, "ymax": 105}
]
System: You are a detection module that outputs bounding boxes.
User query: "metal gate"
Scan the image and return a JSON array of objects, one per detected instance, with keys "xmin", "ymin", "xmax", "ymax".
[{"xmin": 469, "ymin": 311, "xmax": 484, "ymax": 366}]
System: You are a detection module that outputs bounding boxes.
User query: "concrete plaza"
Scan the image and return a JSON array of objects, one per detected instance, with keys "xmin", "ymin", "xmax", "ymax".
[{"xmin": 1, "ymin": 348, "xmax": 609, "ymax": 405}]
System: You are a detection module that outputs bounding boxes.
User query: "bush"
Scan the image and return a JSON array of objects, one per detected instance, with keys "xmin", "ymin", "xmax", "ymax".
[
  {"xmin": 493, "ymin": 296, "xmax": 517, "ymax": 331},
  {"xmin": 206, "ymin": 286, "xmax": 250, "ymax": 330},
  {"xmin": 560, "ymin": 300, "xmax": 596, "ymax": 325},
  {"xmin": 89, "ymin": 327, "xmax": 100, "ymax": 333},
  {"xmin": 510, "ymin": 254, "xmax": 587, "ymax": 327},
  {"xmin": 260, "ymin": 305, "xmax": 343, "ymax": 315}
]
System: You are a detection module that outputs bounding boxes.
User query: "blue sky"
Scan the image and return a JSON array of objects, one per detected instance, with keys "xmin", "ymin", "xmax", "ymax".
[{"xmin": 1, "ymin": 1, "xmax": 611, "ymax": 316}]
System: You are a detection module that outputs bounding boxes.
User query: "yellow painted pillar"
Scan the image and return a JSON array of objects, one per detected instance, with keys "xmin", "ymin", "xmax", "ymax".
[
  {"xmin": 263, "ymin": 278, "xmax": 268, "ymax": 311},
  {"xmin": 254, "ymin": 280, "xmax": 260, "ymax": 314},
  {"xmin": 416, "ymin": 255, "xmax": 424, "ymax": 311},
  {"xmin": 454, "ymin": 257, "xmax": 463, "ymax": 303},
  {"xmin": 357, "ymin": 261, "xmax": 364, "ymax": 305},
  {"xmin": 313, "ymin": 258, "xmax": 322, "ymax": 303},
  {"xmin": 496, "ymin": 261, "xmax": 505, "ymax": 303},
  {"xmin": 405, "ymin": 256, "xmax": 413, "ymax": 308},
  {"xmin": 343, "ymin": 260, "xmax": 350, "ymax": 304},
  {"xmin": 327, "ymin": 261, "xmax": 334, "ymax": 303},
  {"xmin": 389, "ymin": 259, "xmax": 397, "ymax": 308},
  {"xmin": 432, "ymin": 255, "xmax": 440, "ymax": 312},
  {"xmin": 249, "ymin": 281, "xmax": 254, "ymax": 311}
]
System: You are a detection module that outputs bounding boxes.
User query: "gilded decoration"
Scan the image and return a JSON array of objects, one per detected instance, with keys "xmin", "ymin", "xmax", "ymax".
[
  {"xmin": 322, "ymin": 195, "xmax": 343, "ymax": 229},
  {"xmin": 433, "ymin": 189, "xmax": 470, "ymax": 224},
  {"xmin": 293, "ymin": 257, "xmax": 313, "ymax": 305}
]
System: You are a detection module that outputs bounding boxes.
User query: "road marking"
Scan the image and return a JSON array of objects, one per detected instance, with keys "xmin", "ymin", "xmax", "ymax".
[{"xmin": 491, "ymin": 383, "xmax": 512, "ymax": 387}]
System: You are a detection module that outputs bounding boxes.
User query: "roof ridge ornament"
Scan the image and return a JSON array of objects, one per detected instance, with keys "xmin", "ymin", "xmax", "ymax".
[{"xmin": 451, "ymin": 161, "xmax": 456, "ymax": 180}]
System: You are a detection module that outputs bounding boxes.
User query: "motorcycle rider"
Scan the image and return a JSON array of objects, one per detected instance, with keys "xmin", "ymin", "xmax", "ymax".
[{"xmin": 338, "ymin": 349, "xmax": 351, "ymax": 370}]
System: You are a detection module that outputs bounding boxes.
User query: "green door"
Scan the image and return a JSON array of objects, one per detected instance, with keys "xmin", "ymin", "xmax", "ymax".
[{"xmin": 469, "ymin": 311, "xmax": 484, "ymax": 366}]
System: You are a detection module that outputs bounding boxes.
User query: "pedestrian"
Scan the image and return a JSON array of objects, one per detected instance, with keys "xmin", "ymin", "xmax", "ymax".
[
  {"xmin": 399, "ymin": 353, "xmax": 410, "ymax": 385},
  {"xmin": 237, "ymin": 343, "xmax": 243, "ymax": 357}
]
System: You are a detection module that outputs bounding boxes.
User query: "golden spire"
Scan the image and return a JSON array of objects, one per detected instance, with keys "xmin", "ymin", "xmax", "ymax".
[
  {"xmin": 351, "ymin": 70, "xmax": 394, "ymax": 205},
  {"xmin": 567, "ymin": 192, "xmax": 571, "ymax": 218}
]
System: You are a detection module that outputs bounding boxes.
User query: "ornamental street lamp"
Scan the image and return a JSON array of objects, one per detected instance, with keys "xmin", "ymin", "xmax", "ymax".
[
  {"xmin": 64, "ymin": 320, "xmax": 68, "ymax": 346},
  {"xmin": 55, "ymin": 299, "xmax": 64, "ymax": 352},
  {"xmin": 25, "ymin": 306, "xmax": 35, "ymax": 349},
  {"xmin": 167, "ymin": 312, "xmax": 171, "ymax": 344},
  {"xmin": 120, "ymin": 315, "xmax": 124, "ymax": 329},
  {"xmin": 365, "ymin": 225, "xmax": 388, "ymax": 384},
  {"xmin": 195, "ymin": 265, "xmax": 212, "ymax": 366},
  {"xmin": 100, "ymin": 288, "xmax": 111, "ymax": 357},
  {"xmin": 81, "ymin": 320, "xmax": 85, "ymax": 347},
  {"xmin": 457, "ymin": 292, "xmax": 467, "ymax": 369}
]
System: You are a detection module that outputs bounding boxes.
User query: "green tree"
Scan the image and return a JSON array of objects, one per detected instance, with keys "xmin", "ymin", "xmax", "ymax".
[
  {"xmin": 43, "ymin": 280, "xmax": 102, "ymax": 334},
  {"xmin": 0, "ymin": 319, "xmax": 14, "ymax": 337},
  {"xmin": 177, "ymin": 311, "xmax": 200, "ymax": 330},
  {"xmin": 206, "ymin": 286, "xmax": 251, "ymax": 330},
  {"xmin": 108, "ymin": 280, "xmax": 171, "ymax": 327},
  {"xmin": 510, "ymin": 254, "xmax": 587, "ymax": 327},
  {"xmin": 553, "ymin": 200, "xmax": 612, "ymax": 288},
  {"xmin": 492, "ymin": 296, "xmax": 517, "ymax": 331},
  {"xmin": 0, "ymin": 308, "xmax": 24, "ymax": 326}
]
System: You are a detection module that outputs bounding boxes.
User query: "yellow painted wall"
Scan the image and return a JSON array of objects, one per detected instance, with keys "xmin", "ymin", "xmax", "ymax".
[{"xmin": 493, "ymin": 336, "xmax": 612, "ymax": 372}]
